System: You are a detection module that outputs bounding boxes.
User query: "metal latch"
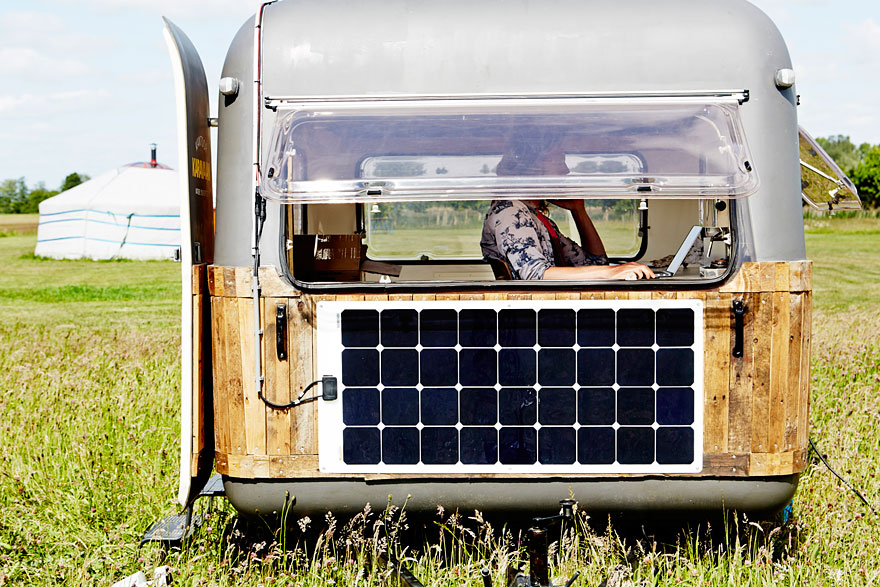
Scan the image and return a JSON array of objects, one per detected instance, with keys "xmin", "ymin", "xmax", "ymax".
[
  {"xmin": 732, "ymin": 299, "xmax": 747, "ymax": 358},
  {"xmin": 275, "ymin": 303, "xmax": 287, "ymax": 360}
]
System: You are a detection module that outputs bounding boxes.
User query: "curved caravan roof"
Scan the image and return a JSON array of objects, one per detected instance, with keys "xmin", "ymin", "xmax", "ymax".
[
  {"xmin": 257, "ymin": 0, "xmax": 788, "ymax": 99},
  {"xmin": 35, "ymin": 165, "xmax": 180, "ymax": 260}
]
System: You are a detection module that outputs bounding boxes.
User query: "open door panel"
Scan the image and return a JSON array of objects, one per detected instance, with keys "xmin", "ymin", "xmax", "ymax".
[{"xmin": 163, "ymin": 17, "xmax": 216, "ymax": 507}]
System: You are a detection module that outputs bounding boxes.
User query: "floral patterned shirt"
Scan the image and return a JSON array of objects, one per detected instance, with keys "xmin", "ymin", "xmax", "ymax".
[{"xmin": 480, "ymin": 200, "xmax": 608, "ymax": 280}]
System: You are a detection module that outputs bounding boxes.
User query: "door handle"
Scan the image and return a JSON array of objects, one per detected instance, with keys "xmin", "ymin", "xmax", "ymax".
[
  {"xmin": 732, "ymin": 299, "xmax": 746, "ymax": 358},
  {"xmin": 275, "ymin": 303, "xmax": 287, "ymax": 361}
]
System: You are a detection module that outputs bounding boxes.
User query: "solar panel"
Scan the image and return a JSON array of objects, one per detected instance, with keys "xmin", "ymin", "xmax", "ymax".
[{"xmin": 318, "ymin": 300, "xmax": 703, "ymax": 474}]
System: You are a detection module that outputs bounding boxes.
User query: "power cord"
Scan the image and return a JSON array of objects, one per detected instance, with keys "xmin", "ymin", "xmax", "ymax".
[
  {"xmin": 258, "ymin": 378, "xmax": 322, "ymax": 410},
  {"xmin": 809, "ymin": 436, "xmax": 874, "ymax": 512}
]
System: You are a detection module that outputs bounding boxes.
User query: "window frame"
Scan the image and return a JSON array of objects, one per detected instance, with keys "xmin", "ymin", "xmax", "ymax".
[{"xmin": 278, "ymin": 198, "xmax": 739, "ymax": 292}]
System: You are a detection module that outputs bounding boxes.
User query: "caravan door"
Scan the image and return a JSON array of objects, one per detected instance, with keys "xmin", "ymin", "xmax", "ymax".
[{"xmin": 163, "ymin": 18, "xmax": 216, "ymax": 507}]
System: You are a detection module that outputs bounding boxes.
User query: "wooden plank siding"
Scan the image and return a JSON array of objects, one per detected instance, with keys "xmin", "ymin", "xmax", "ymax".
[
  {"xmin": 190, "ymin": 264, "xmax": 212, "ymax": 477},
  {"xmin": 209, "ymin": 261, "xmax": 812, "ymax": 479},
  {"xmin": 264, "ymin": 298, "xmax": 291, "ymax": 458},
  {"xmin": 702, "ymin": 293, "xmax": 730, "ymax": 453}
]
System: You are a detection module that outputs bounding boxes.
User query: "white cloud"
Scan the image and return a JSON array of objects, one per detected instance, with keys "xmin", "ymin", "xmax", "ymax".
[
  {"xmin": 0, "ymin": 48, "xmax": 92, "ymax": 78},
  {"xmin": 0, "ymin": 11, "xmax": 66, "ymax": 34},
  {"xmin": 0, "ymin": 94, "xmax": 30, "ymax": 113},
  {"xmin": 848, "ymin": 18, "xmax": 880, "ymax": 52},
  {"xmin": 0, "ymin": 10, "xmax": 118, "ymax": 56},
  {"xmin": 0, "ymin": 89, "xmax": 111, "ymax": 116}
]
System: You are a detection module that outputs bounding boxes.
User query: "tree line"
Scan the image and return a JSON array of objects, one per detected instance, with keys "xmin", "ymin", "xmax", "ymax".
[
  {"xmin": 815, "ymin": 136, "xmax": 879, "ymax": 208},
  {"xmin": 0, "ymin": 173, "xmax": 88, "ymax": 214}
]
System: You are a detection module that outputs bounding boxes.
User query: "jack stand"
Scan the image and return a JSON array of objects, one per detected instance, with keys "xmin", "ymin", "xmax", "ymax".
[{"xmin": 491, "ymin": 500, "xmax": 582, "ymax": 587}]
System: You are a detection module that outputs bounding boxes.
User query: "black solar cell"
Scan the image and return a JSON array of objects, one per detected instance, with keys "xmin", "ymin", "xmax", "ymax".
[
  {"xmin": 539, "ymin": 427, "xmax": 576, "ymax": 464},
  {"xmin": 578, "ymin": 427, "xmax": 615, "ymax": 464},
  {"xmin": 577, "ymin": 308, "xmax": 615, "ymax": 347},
  {"xmin": 538, "ymin": 387, "xmax": 576, "ymax": 425}
]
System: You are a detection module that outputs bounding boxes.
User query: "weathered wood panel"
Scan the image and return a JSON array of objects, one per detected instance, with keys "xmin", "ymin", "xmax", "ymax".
[
  {"xmin": 769, "ymin": 291, "xmax": 791, "ymax": 452},
  {"xmin": 703, "ymin": 453, "xmax": 750, "ymax": 476},
  {"xmin": 208, "ymin": 261, "xmax": 813, "ymax": 298},
  {"xmin": 191, "ymin": 264, "xmax": 215, "ymax": 477},
  {"xmin": 264, "ymin": 298, "xmax": 291, "ymax": 457},
  {"xmin": 784, "ymin": 293, "xmax": 804, "ymax": 451},
  {"xmin": 798, "ymin": 293, "xmax": 813, "ymax": 448},
  {"xmin": 728, "ymin": 293, "xmax": 755, "ymax": 454},
  {"xmin": 291, "ymin": 298, "xmax": 316, "ymax": 454},
  {"xmin": 210, "ymin": 261, "xmax": 813, "ymax": 479},
  {"xmin": 210, "ymin": 297, "xmax": 230, "ymax": 456},
  {"xmin": 239, "ymin": 298, "xmax": 265, "ymax": 456},
  {"xmin": 225, "ymin": 299, "xmax": 248, "ymax": 456},
  {"xmin": 702, "ymin": 293, "xmax": 730, "ymax": 453},
  {"xmin": 751, "ymin": 292, "xmax": 772, "ymax": 453},
  {"xmin": 215, "ymin": 452, "xmax": 797, "ymax": 479}
]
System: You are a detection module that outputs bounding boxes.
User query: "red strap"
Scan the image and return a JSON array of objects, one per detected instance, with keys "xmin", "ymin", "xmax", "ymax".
[{"xmin": 533, "ymin": 209, "xmax": 558, "ymax": 238}]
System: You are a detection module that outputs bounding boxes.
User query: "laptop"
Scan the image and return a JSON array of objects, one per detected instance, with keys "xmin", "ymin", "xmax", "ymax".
[{"xmin": 650, "ymin": 225, "xmax": 703, "ymax": 278}]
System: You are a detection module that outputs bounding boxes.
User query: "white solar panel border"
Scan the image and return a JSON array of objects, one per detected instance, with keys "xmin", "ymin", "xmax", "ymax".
[{"xmin": 317, "ymin": 299, "xmax": 704, "ymax": 474}]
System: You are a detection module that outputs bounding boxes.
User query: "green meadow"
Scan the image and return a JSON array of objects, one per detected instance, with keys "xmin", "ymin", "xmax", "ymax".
[{"xmin": 0, "ymin": 213, "xmax": 879, "ymax": 585}]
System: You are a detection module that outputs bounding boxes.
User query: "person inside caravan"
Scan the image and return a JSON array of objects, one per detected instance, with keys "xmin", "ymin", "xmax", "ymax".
[{"xmin": 480, "ymin": 133, "xmax": 655, "ymax": 280}]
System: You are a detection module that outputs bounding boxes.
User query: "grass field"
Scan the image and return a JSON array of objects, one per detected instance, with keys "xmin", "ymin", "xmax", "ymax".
[{"xmin": 0, "ymin": 214, "xmax": 879, "ymax": 585}]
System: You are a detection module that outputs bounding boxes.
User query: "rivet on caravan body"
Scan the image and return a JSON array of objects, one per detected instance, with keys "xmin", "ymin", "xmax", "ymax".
[{"xmin": 775, "ymin": 68, "xmax": 796, "ymax": 88}]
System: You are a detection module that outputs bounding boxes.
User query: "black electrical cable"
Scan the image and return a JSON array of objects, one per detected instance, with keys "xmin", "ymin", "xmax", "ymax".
[
  {"xmin": 258, "ymin": 378, "xmax": 321, "ymax": 410},
  {"xmin": 809, "ymin": 436, "xmax": 874, "ymax": 512}
]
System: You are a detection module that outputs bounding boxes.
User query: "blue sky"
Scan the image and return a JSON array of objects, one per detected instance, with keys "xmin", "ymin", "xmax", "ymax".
[{"xmin": 1, "ymin": 0, "xmax": 878, "ymax": 189}]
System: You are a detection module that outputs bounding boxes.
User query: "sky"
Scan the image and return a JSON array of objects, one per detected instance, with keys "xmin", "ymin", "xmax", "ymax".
[{"xmin": 1, "ymin": 0, "xmax": 878, "ymax": 190}]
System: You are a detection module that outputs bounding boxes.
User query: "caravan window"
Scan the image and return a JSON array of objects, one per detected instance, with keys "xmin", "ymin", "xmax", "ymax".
[{"xmin": 271, "ymin": 96, "xmax": 751, "ymax": 285}]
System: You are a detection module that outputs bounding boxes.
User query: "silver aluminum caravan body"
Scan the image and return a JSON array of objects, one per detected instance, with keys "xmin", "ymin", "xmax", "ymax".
[{"xmin": 165, "ymin": 0, "xmax": 854, "ymax": 517}]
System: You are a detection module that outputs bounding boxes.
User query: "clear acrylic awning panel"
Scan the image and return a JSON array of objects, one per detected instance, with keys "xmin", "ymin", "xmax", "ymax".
[
  {"xmin": 261, "ymin": 97, "xmax": 759, "ymax": 203},
  {"xmin": 799, "ymin": 126, "xmax": 862, "ymax": 211}
]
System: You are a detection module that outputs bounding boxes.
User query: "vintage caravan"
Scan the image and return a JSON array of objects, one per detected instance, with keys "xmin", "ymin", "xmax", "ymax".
[{"xmin": 163, "ymin": 0, "xmax": 860, "ymax": 519}]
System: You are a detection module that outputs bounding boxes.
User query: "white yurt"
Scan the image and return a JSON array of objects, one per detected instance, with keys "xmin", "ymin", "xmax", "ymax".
[{"xmin": 35, "ymin": 146, "xmax": 180, "ymax": 260}]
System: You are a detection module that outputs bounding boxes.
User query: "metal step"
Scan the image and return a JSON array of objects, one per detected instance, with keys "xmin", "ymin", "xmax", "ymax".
[
  {"xmin": 141, "ymin": 474, "xmax": 224, "ymax": 547},
  {"xmin": 140, "ymin": 512, "xmax": 202, "ymax": 546}
]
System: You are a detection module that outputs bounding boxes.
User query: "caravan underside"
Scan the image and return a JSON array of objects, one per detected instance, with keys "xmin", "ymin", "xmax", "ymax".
[{"xmin": 222, "ymin": 475, "xmax": 800, "ymax": 517}]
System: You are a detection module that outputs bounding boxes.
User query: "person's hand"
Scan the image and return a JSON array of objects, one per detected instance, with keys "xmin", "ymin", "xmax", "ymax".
[{"xmin": 609, "ymin": 262, "xmax": 655, "ymax": 280}]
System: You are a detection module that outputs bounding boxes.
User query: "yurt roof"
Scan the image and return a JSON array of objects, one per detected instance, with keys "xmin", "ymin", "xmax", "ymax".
[{"xmin": 39, "ymin": 163, "xmax": 178, "ymax": 216}]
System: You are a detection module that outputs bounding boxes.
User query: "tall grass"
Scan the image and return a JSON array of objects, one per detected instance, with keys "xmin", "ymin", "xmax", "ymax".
[{"xmin": 0, "ymin": 214, "xmax": 879, "ymax": 585}]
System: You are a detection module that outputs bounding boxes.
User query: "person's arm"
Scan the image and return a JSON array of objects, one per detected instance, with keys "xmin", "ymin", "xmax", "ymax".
[
  {"xmin": 542, "ymin": 262, "xmax": 655, "ymax": 280},
  {"xmin": 543, "ymin": 200, "xmax": 654, "ymax": 279},
  {"xmin": 551, "ymin": 200, "xmax": 605, "ymax": 257}
]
